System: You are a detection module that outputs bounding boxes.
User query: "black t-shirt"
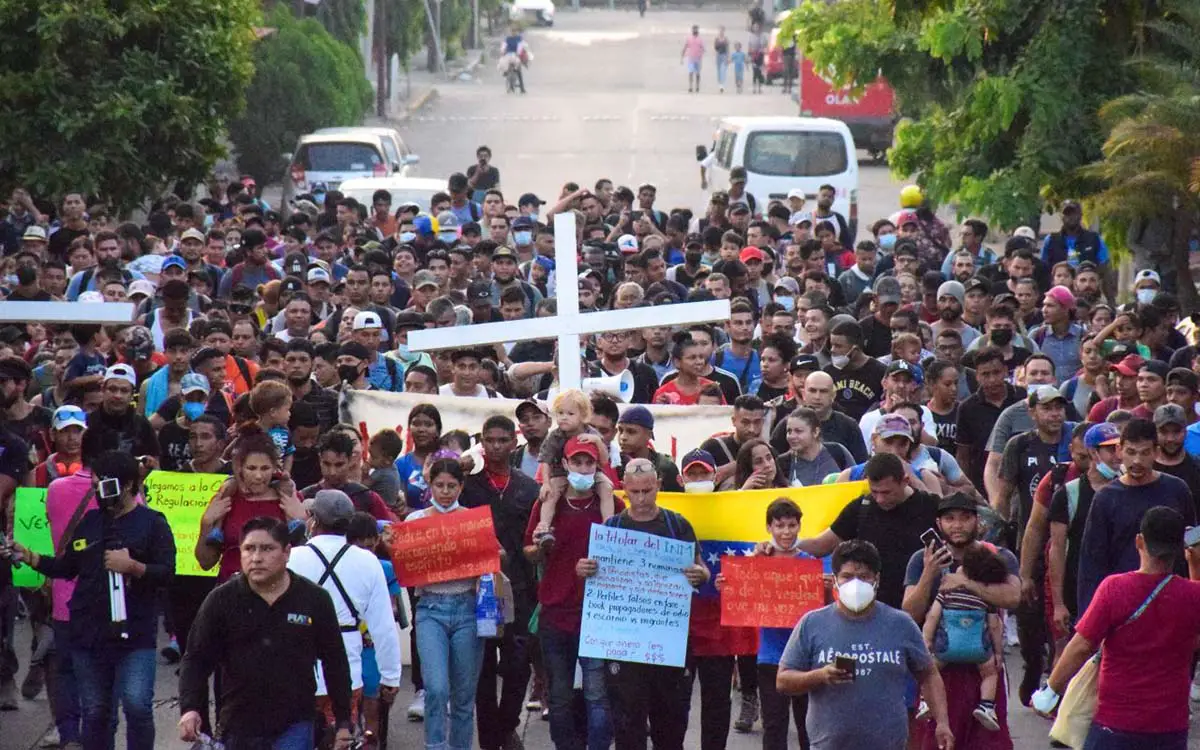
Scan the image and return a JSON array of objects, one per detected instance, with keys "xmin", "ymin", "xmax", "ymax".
[
  {"xmin": 857, "ymin": 315, "xmax": 892, "ymax": 358},
  {"xmin": 587, "ymin": 360, "xmax": 659, "ymax": 405},
  {"xmin": 1047, "ymin": 475, "xmax": 1097, "ymax": 617},
  {"xmin": 466, "ymin": 164, "xmax": 500, "ymax": 190},
  {"xmin": 829, "ymin": 490, "xmax": 940, "ymax": 609},
  {"xmin": 928, "ymin": 403, "xmax": 959, "ymax": 455},
  {"xmin": 86, "ymin": 407, "xmax": 159, "ymax": 459},
  {"xmin": 1157, "ymin": 457, "xmax": 1200, "ymax": 520},
  {"xmin": 825, "ymin": 358, "xmax": 887, "ymax": 422},
  {"xmin": 158, "ymin": 420, "xmax": 191, "ymax": 472},
  {"xmin": 1000, "ymin": 429, "xmax": 1072, "ymax": 539},
  {"xmin": 755, "ymin": 383, "xmax": 789, "ymax": 403},
  {"xmin": 954, "ymin": 385, "xmax": 1026, "ymax": 490}
]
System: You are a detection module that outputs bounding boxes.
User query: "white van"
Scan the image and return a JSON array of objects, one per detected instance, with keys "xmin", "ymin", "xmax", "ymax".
[
  {"xmin": 336, "ymin": 176, "xmax": 447, "ymax": 214},
  {"xmin": 700, "ymin": 116, "xmax": 859, "ymax": 237}
]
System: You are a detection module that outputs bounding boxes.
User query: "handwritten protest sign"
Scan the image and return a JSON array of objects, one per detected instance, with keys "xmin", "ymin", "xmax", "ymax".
[
  {"xmin": 143, "ymin": 471, "xmax": 226, "ymax": 578},
  {"xmin": 388, "ymin": 506, "xmax": 500, "ymax": 587},
  {"xmin": 720, "ymin": 555, "xmax": 825, "ymax": 628},
  {"xmin": 579, "ymin": 524, "xmax": 694, "ymax": 667},
  {"xmin": 13, "ymin": 489, "xmax": 52, "ymax": 588}
]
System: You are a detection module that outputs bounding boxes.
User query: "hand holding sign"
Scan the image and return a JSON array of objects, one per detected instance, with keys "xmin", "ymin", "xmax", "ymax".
[
  {"xmin": 387, "ymin": 506, "xmax": 501, "ymax": 588},
  {"xmin": 720, "ymin": 556, "xmax": 825, "ymax": 628}
]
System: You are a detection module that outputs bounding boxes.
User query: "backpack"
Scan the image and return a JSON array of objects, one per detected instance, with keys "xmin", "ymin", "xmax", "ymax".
[
  {"xmin": 934, "ymin": 541, "xmax": 1001, "ymax": 664},
  {"xmin": 78, "ymin": 266, "xmax": 132, "ymax": 295},
  {"xmin": 228, "ymin": 262, "xmax": 278, "ymax": 292},
  {"xmin": 1064, "ymin": 477, "xmax": 1082, "ymax": 526},
  {"xmin": 384, "ymin": 356, "xmax": 401, "ymax": 392},
  {"xmin": 232, "ymin": 356, "xmax": 253, "ymax": 393}
]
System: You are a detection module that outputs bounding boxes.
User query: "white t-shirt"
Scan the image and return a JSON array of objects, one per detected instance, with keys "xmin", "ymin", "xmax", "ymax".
[{"xmin": 438, "ymin": 383, "xmax": 494, "ymax": 399}]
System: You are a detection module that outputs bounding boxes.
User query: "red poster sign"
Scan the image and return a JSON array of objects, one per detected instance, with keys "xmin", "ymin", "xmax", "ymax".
[
  {"xmin": 720, "ymin": 556, "xmax": 825, "ymax": 628},
  {"xmin": 388, "ymin": 506, "xmax": 501, "ymax": 588},
  {"xmin": 799, "ymin": 59, "xmax": 895, "ymax": 120}
]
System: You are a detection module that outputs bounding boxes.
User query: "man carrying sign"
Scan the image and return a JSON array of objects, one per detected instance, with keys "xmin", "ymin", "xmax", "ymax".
[{"xmin": 576, "ymin": 457, "xmax": 709, "ymax": 750}]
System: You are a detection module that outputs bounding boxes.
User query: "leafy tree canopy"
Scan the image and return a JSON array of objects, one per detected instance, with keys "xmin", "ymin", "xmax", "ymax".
[
  {"xmin": 0, "ymin": 0, "xmax": 259, "ymax": 215},
  {"xmin": 780, "ymin": 0, "xmax": 1158, "ymax": 227}
]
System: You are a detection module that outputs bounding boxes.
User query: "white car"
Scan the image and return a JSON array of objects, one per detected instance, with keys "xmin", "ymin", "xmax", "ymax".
[
  {"xmin": 509, "ymin": 0, "xmax": 554, "ymax": 26},
  {"xmin": 281, "ymin": 129, "xmax": 420, "ymax": 205}
]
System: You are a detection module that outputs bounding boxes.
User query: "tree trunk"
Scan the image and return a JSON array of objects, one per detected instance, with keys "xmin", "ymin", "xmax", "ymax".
[{"xmin": 1172, "ymin": 204, "xmax": 1199, "ymax": 314}]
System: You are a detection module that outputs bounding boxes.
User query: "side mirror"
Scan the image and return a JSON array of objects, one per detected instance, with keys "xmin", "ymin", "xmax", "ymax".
[
  {"xmin": 403, "ymin": 154, "xmax": 421, "ymax": 165},
  {"xmin": 393, "ymin": 164, "xmax": 401, "ymax": 173},
  {"xmin": 695, "ymin": 145, "xmax": 708, "ymax": 162}
]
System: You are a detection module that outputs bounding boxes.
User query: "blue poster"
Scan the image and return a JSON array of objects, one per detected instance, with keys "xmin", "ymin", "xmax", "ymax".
[{"xmin": 578, "ymin": 523, "xmax": 694, "ymax": 668}]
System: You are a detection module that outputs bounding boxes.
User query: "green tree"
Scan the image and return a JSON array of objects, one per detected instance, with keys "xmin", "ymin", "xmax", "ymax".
[
  {"xmin": 313, "ymin": 0, "xmax": 367, "ymax": 48},
  {"xmin": 0, "ymin": 0, "xmax": 258, "ymax": 215},
  {"xmin": 780, "ymin": 0, "xmax": 1157, "ymax": 228},
  {"xmin": 229, "ymin": 6, "xmax": 372, "ymax": 185},
  {"xmin": 1078, "ymin": 2, "xmax": 1200, "ymax": 309}
]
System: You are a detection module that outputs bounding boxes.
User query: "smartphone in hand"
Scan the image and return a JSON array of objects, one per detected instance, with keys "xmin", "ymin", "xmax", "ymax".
[{"xmin": 834, "ymin": 655, "xmax": 856, "ymax": 680}]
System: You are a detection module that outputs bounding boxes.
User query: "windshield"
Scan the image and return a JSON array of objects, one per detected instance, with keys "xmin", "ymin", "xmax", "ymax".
[
  {"xmin": 297, "ymin": 142, "xmax": 384, "ymax": 172},
  {"xmin": 744, "ymin": 131, "xmax": 848, "ymax": 177}
]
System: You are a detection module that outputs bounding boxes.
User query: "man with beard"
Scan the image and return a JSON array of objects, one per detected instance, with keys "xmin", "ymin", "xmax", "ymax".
[
  {"xmin": 283, "ymin": 339, "xmax": 338, "ymax": 431},
  {"xmin": 1072, "ymin": 261, "xmax": 1104, "ymax": 306},
  {"xmin": 177, "ymin": 228, "xmax": 223, "ymax": 292},
  {"xmin": 66, "ymin": 231, "xmax": 144, "ymax": 300},
  {"xmin": 1152, "ymin": 404, "xmax": 1200, "ymax": 512},
  {"xmin": 86, "ymin": 364, "xmax": 159, "ymax": 462},
  {"xmin": 1029, "ymin": 286, "xmax": 1085, "ymax": 383},
  {"xmin": 902, "ymin": 494, "xmax": 1020, "ymax": 747},
  {"xmin": 930, "ymin": 280, "xmax": 980, "ymax": 349},
  {"xmin": 217, "ymin": 228, "xmax": 280, "ymax": 297}
]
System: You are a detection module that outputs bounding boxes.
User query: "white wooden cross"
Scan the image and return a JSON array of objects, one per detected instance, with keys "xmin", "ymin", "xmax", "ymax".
[
  {"xmin": 0, "ymin": 301, "xmax": 136, "ymax": 325},
  {"xmin": 407, "ymin": 213, "xmax": 731, "ymax": 391}
]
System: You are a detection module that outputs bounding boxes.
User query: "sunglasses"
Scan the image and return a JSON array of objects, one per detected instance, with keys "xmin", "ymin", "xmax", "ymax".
[{"xmin": 230, "ymin": 304, "xmax": 252, "ymax": 315}]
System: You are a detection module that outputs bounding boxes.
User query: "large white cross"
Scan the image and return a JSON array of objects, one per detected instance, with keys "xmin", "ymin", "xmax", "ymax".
[
  {"xmin": 0, "ymin": 301, "xmax": 136, "ymax": 325},
  {"xmin": 408, "ymin": 213, "xmax": 731, "ymax": 391}
]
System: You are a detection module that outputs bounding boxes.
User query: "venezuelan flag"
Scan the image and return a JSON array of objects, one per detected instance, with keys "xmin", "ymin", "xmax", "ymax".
[{"xmin": 657, "ymin": 482, "xmax": 868, "ymax": 595}]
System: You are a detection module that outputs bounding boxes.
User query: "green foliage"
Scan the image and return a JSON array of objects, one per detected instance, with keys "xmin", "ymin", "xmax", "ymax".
[
  {"xmin": 384, "ymin": 0, "xmax": 428, "ymax": 68},
  {"xmin": 315, "ymin": 0, "xmax": 367, "ymax": 48},
  {"xmin": 0, "ymin": 0, "xmax": 258, "ymax": 215},
  {"xmin": 228, "ymin": 6, "xmax": 372, "ymax": 185},
  {"xmin": 782, "ymin": 0, "xmax": 1156, "ymax": 228}
]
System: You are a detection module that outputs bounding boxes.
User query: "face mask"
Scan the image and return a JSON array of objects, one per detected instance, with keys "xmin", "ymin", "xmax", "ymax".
[
  {"xmin": 1136, "ymin": 289, "xmax": 1157, "ymax": 305},
  {"xmin": 684, "ymin": 480, "xmax": 715, "ymax": 494},
  {"xmin": 338, "ymin": 364, "xmax": 362, "ymax": 383},
  {"xmin": 183, "ymin": 402, "xmax": 206, "ymax": 421},
  {"xmin": 438, "ymin": 232, "xmax": 458, "ymax": 244},
  {"xmin": 836, "ymin": 578, "xmax": 877, "ymax": 613},
  {"xmin": 830, "ymin": 354, "xmax": 850, "ymax": 369},
  {"xmin": 776, "ymin": 295, "xmax": 795, "ymax": 312},
  {"xmin": 567, "ymin": 471, "xmax": 596, "ymax": 492},
  {"xmin": 399, "ymin": 231, "xmax": 416, "ymax": 243},
  {"xmin": 878, "ymin": 234, "xmax": 897, "ymax": 252},
  {"xmin": 990, "ymin": 329, "xmax": 1013, "ymax": 346},
  {"xmin": 1096, "ymin": 461, "xmax": 1120, "ymax": 480},
  {"xmin": 528, "ymin": 211, "xmax": 539, "ymax": 222},
  {"xmin": 430, "ymin": 497, "xmax": 461, "ymax": 513},
  {"xmin": 770, "ymin": 537, "xmax": 802, "ymax": 553},
  {"xmin": 514, "ymin": 231, "xmax": 533, "ymax": 246},
  {"xmin": 394, "ymin": 343, "xmax": 416, "ymax": 362}
]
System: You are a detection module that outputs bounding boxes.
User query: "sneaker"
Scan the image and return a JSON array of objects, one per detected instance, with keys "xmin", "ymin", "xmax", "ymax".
[
  {"xmin": 733, "ymin": 692, "xmax": 759, "ymax": 732},
  {"xmin": 973, "ymin": 705, "xmax": 1000, "ymax": 731},
  {"xmin": 541, "ymin": 706, "xmax": 549, "ymax": 721},
  {"xmin": 0, "ymin": 679, "xmax": 17, "ymax": 710},
  {"xmin": 1004, "ymin": 613, "xmax": 1020, "ymax": 649},
  {"xmin": 37, "ymin": 726, "xmax": 60, "ymax": 748},
  {"xmin": 914, "ymin": 700, "xmax": 930, "ymax": 721},
  {"xmin": 21, "ymin": 663, "xmax": 45, "ymax": 699},
  {"xmin": 407, "ymin": 689, "xmax": 425, "ymax": 721},
  {"xmin": 161, "ymin": 636, "xmax": 181, "ymax": 665},
  {"xmin": 525, "ymin": 696, "xmax": 542, "ymax": 711}
]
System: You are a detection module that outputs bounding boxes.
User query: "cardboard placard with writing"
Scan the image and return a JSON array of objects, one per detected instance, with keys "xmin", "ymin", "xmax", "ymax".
[
  {"xmin": 13, "ymin": 489, "xmax": 52, "ymax": 588},
  {"xmin": 388, "ymin": 506, "xmax": 500, "ymax": 588},
  {"xmin": 720, "ymin": 555, "xmax": 824, "ymax": 628},
  {"xmin": 143, "ymin": 471, "xmax": 227, "ymax": 578}
]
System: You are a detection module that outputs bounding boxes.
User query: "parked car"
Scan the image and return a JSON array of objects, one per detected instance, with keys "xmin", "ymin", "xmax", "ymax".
[
  {"xmin": 508, "ymin": 0, "xmax": 554, "ymax": 26},
  {"xmin": 281, "ymin": 129, "xmax": 420, "ymax": 206},
  {"xmin": 335, "ymin": 176, "xmax": 448, "ymax": 215}
]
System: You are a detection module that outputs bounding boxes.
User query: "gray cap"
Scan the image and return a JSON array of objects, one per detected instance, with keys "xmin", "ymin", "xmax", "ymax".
[
  {"xmin": 874, "ymin": 276, "xmax": 902, "ymax": 305},
  {"xmin": 1154, "ymin": 403, "xmax": 1189, "ymax": 428},
  {"xmin": 436, "ymin": 210, "xmax": 460, "ymax": 230},
  {"xmin": 937, "ymin": 280, "xmax": 965, "ymax": 305},
  {"xmin": 306, "ymin": 489, "xmax": 355, "ymax": 530},
  {"xmin": 412, "ymin": 269, "xmax": 440, "ymax": 290}
]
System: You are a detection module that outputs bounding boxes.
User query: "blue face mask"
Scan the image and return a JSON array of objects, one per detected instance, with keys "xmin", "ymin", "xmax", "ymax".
[
  {"xmin": 438, "ymin": 232, "xmax": 458, "ymax": 244},
  {"xmin": 183, "ymin": 402, "xmax": 206, "ymax": 421},
  {"xmin": 394, "ymin": 343, "xmax": 415, "ymax": 362},
  {"xmin": 776, "ymin": 295, "xmax": 795, "ymax": 311},
  {"xmin": 1096, "ymin": 461, "xmax": 1120, "ymax": 480},
  {"xmin": 878, "ymin": 233, "xmax": 897, "ymax": 252},
  {"xmin": 567, "ymin": 471, "xmax": 595, "ymax": 492},
  {"xmin": 514, "ymin": 231, "xmax": 533, "ymax": 246},
  {"xmin": 399, "ymin": 231, "xmax": 416, "ymax": 243}
]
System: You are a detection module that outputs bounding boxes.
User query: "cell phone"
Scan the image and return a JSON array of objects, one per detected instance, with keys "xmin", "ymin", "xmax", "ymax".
[
  {"xmin": 98, "ymin": 477, "xmax": 121, "ymax": 500},
  {"xmin": 920, "ymin": 528, "xmax": 945, "ymax": 552},
  {"xmin": 834, "ymin": 655, "xmax": 856, "ymax": 679},
  {"xmin": 270, "ymin": 471, "xmax": 285, "ymax": 487},
  {"xmin": 631, "ymin": 210, "xmax": 644, "ymax": 222},
  {"xmin": 1185, "ymin": 526, "xmax": 1200, "ymax": 548}
]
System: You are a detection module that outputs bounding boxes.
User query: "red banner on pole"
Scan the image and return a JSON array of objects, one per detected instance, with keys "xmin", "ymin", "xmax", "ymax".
[
  {"xmin": 720, "ymin": 556, "xmax": 825, "ymax": 628},
  {"xmin": 388, "ymin": 506, "xmax": 501, "ymax": 588}
]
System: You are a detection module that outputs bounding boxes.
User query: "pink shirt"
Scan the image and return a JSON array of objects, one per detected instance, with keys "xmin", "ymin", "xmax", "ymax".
[
  {"xmin": 46, "ymin": 469, "xmax": 97, "ymax": 622},
  {"xmin": 683, "ymin": 36, "xmax": 705, "ymax": 63}
]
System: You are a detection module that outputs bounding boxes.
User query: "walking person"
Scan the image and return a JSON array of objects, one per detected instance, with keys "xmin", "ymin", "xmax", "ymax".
[
  {"xmin": 682, "ymin": 25, "xmax": 706, "ymax": 93},
  {"xmin": 714, "ymin": 26, "xmax": 730, "ymax": 93}
]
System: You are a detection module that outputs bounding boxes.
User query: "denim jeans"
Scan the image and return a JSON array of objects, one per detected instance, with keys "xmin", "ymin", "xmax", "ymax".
[
  {"xmin": 71, "ymin": 646, "xmax": 156, "ymax": 750},
  {"xmin": 224, "ymin": 720, "xmax": 314, "ymax": 750},
  {"xmin": 51, "ymin": 621, "xmax": 83, "ymax": 744},
  {"xmin": 716, "ymin": 52, "xmax": 729, "ymax": 86},
  {"xmin": 415, "ymin": 591, "xmax": 483, "ymax": 750},
  {"xmin": 1083, "ymin": 724, "xmax": 1188, "ymax": 750},
  {"xmin": 539, "ymin": 623, "xmax": 611, "ymax": 750}
]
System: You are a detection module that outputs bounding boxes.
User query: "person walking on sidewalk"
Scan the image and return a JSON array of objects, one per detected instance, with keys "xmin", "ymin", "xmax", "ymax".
[
  {"xmin": 682, "ymin": 25, "xmax": 706, "ymax": 93},
  {"xmin": 714, "ymin": 26, "xmax": 730, "ymax": 93}
]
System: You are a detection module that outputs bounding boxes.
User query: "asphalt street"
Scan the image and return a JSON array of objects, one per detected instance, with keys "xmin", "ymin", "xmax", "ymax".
[{"xmin": 0, "ymin": 8, "xmax": 1190, "ymax": 750}]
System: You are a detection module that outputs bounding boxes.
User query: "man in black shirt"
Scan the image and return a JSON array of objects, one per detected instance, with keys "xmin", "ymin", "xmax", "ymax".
[
  {"xmin": 699, "ymin": 395, "xmax": 766, "ymax": 488},
  {"xmin": 792, "ymin": 453, "xmax": 939, "ymax": 608},
  {"xmin": 858, "ymin": 276, "xmax": 902, "ymax": 358},
  {"xmin": 1152, "ymin": 404, "xmax": 1200, "ymax": 516},
  {"xmin": 87, "ymin": 364, "xmax": 159, "ymax": 462},
  {"xmin": 769, "ymin": 371, "xmax": 867, "ymax": 462},
  {"xmin": 824, "ymin": 320, "xmax": 887, "ymax": 422},
  {"xmin": 179, "ymin": 517, "xmax": 353, "ymax": 749},
  {"xmin": 955, "ymin": 348, "xmax": 1025, "ymax": 491},
  {"xmin": 284, "ymin": 339, "xmax": 340, "ymax": 431}
]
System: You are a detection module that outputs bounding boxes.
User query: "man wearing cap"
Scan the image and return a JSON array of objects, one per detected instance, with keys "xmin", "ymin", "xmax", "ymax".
[
  {"xmin": 1028, "ymin": 285, "xmax": 1085, "ymax": 383},
  {"xmin": 288, "ymin": 489, "xmax": 402, "ymax": 741},
  {"xmin": 303, "ymin": 266, "xmax": 336, "ymax": 322},
  {"xmin": 614, "ymin": 406, "xmax": 683, "ymax": 491},
  {"xmin": 489, "ymin": 245, "xmax": 541, "ymax": 318},
  {"xmin": 1041, "ymin": 200, "xmax": 1108, "ymax": 271},
  {"xmin": 445, "ymin": 173, "xmax": 482, "ymax": 226},
  {"xmin": 177, "ymin": 227, "xmax": 223, "ymax": 292},
  {"xmin": 666, "ymin": 233, "xmax": 707, "ymax": 289},
  {"xmin": 858, "ymin": 361, "xmax": 938, "ymax": 452},
  {"xmin": 929, "ymin": 280, "xmax": 981, "ymax": 349},
  {"xmin": 1132, "ymin": 268, "xmax": 1161, "ymax": 306},
  {"xmin": 153, "ymin": 373, "xmax": 211, "ymax": 472},
  {"xmin": 902, "ymin": 492, "xmax": 1020, "ymax": 746},
  {"xmin": 1087, "ymin": 354, "xmax": 1147, "ymax": 422},
  {"xmin": 857, "ymin": 277, "xmax": 901, "ymax": 357},
  {"xmin": 217, "ymin": 228, "xmax": 281, "ymax": 298},
  {"xmin": 32, "ymin": 405, "xmax": 88, "ymax": 488},
  {"xmin": 350, "ymin": 311, "xmax": 402, "ymax": 393},
  {"xmin": 383, "ymin": 311, "xmax": 435, "ymax": 379},
  {"xmin": 87, "ymin": 364, "xmax": 158, "ymax": 461},
  {"xmin": 1152, "ymin": 404, "xmax": 1200, "ymax": 511},
  {"xmin": 335, "ymin": 342, "xmax": 374, "ymax": 392}
]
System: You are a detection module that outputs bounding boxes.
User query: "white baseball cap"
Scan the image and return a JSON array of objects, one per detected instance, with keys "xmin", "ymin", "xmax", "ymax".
[
  {"xmin": 617, "ymin": 234, "xmax": 639, "ymax": 254},
  {"xmin": 103, "ymin": 364, "xmax": 137, "ymax": 388},
  {"xmin": 51, "ymin": 405, "xmax": 88, "ymax": 431},
  {"xmin": 128, "ymin": 280, "xmax": 157, "ymax": 299},
  {"xmin": 307, "ymin": 267, "xmax": 332, "ymax": 285},
  {"xmin": 78, "ymin": 291, "xmax": 105, "ymax": 303},
  {"xmin": 353, "ymin": 311, "xmax": 383, "ymax": 331},
  {"xmin": 787, "ymin": 188, "xmax": 807, "ymax": 201},
  {"xmin": 1134, "ymin": 269, "xmax": 1162, "ymax": 287}
]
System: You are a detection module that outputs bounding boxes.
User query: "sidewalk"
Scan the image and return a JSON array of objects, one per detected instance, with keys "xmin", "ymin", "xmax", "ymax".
[{"xmin": 365, "ymin": 46, "xmax": 488, "ymax": 127}]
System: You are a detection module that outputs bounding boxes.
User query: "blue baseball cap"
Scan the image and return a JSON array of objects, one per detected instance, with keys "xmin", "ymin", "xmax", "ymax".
[
  {"xmin": 180, "ymin": 372, "xmax": 211, "ymax": 396},
  {"xmin": 680, "ymin": 449, "xmax": 715, "ymax": 473},
  {"xmin": 161, "ymin": 254, "xmax": 187, "ymax": 272},
  {"xmin": 618, "ymin": 405, "xmax": 654, "ymax": 431},
  {"xmin": 1084, "ymin": 422, "xmax": 1121, "ymax": 449},
  {"xmin": 885, "ymin": 359, "xmax": 924, "ymax": 386}
]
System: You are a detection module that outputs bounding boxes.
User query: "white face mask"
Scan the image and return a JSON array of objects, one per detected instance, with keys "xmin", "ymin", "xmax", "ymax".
[
  {"xmin": 684, "ymin": 480, "xmax": 715, "ymax": 494},
  {"xmin": 430, "ymin": 496, "xmax": 461, "ymax": 514},
  {"xmin": 1136, "ymin": 289, "xmax": 1157, "ymax": 305},
  {"xmin": 836, "ymin": 578, "xmax": 877, "ymax": 613},
  {"xmin": 830, "ymin": 353, "xmax": 850, "ymax": 369}
]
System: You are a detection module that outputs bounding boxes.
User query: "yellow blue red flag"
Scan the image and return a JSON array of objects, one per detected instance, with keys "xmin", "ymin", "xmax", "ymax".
[{"xmin": 657, "ymin": 481, "xmax": 867, "ymax": 594}]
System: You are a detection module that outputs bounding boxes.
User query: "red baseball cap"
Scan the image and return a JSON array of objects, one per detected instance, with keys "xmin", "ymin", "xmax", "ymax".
[
  {"xmin": 739, "ymin": 246, "xmax": 766, "ymax": 263},
  {"xmin": 1113, "ymin": 354, "xmax": 1145, "ymax": 378},
  {"xmin": 564, "ymin": 435, "xmax": 600, "ymax": 462}
]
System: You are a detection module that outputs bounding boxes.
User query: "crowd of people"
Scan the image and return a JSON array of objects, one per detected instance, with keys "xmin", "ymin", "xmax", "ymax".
[{"xmin": 0, "ymin": 156, "xmax": 1199, "ymax": 750}]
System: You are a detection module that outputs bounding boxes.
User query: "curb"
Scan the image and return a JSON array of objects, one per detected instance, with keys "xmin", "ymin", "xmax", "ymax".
[{"xmin": 402, "ymin": 86, "xmax": 440, "ymax": 120}]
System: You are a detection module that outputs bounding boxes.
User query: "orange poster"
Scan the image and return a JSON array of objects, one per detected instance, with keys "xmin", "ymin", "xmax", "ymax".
[
  {"xmin": 720, "ymin": 556, "xmax": 825, "ymax": 628},
  {"xmin": 388, "ymin": 506, "xmax": 501, "ymax": 587}
]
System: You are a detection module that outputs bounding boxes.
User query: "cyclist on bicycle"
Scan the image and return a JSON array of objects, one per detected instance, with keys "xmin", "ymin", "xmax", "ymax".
[{"xmin": 499, "ymin": 24, "xmax": 529, "ymax": 93}]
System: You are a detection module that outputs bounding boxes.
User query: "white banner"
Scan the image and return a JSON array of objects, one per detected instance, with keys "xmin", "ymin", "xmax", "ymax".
[{"xmin": 341, "ymin": 390, "xmax": 735, "ymax": 461}]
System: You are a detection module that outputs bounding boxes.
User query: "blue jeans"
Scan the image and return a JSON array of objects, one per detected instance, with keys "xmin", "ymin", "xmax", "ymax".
[
  {"xmin": 1083, "ymin": 724, "xmax": 1188, "ymax": 750},
  {"xmin": 224, "ymin": 720, "xmax": 313, "ymax": 750},
  {"xmin": 539, "ymin": 623, "xmax": 612, "ymax": 750},
  {"xmin": 415, "ymin": 592, "xmax": 483, "ymax": 750},
  {"xmin": 71, "ymin": 647, "xmax": 156, "ymax": 750},
  {"xmin": 716, "ymin": 52, "xmax": 729, "ymax": 86},
  {"xmin": 51, "ymin": 621, "xmax": 82, "ymax": 744}
]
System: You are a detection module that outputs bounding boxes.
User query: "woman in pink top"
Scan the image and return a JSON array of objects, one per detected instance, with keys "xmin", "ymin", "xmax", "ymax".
[{"xmin": 681, "ymin": 24, "xmax": 706, "ymax": 93}]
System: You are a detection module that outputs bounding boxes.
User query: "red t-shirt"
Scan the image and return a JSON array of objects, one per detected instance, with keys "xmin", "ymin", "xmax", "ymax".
[
  {"xmin": 218, "ymin": 491, "xmax": 287, "ymax": 581},
  {"xmin": 1075, "ymin": 571, "xmax": 1200, "ymax": 733},
  {"xmin": 689, "ymin": 596, "xmax": 758, "ymax": 657},
  {"xmin": 653, "ymin": 377, "xmax": 717, "ymax": 406},
  {"xmin": 523, "ymin": 493, "xmax": 626, "ymax": 634}
]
